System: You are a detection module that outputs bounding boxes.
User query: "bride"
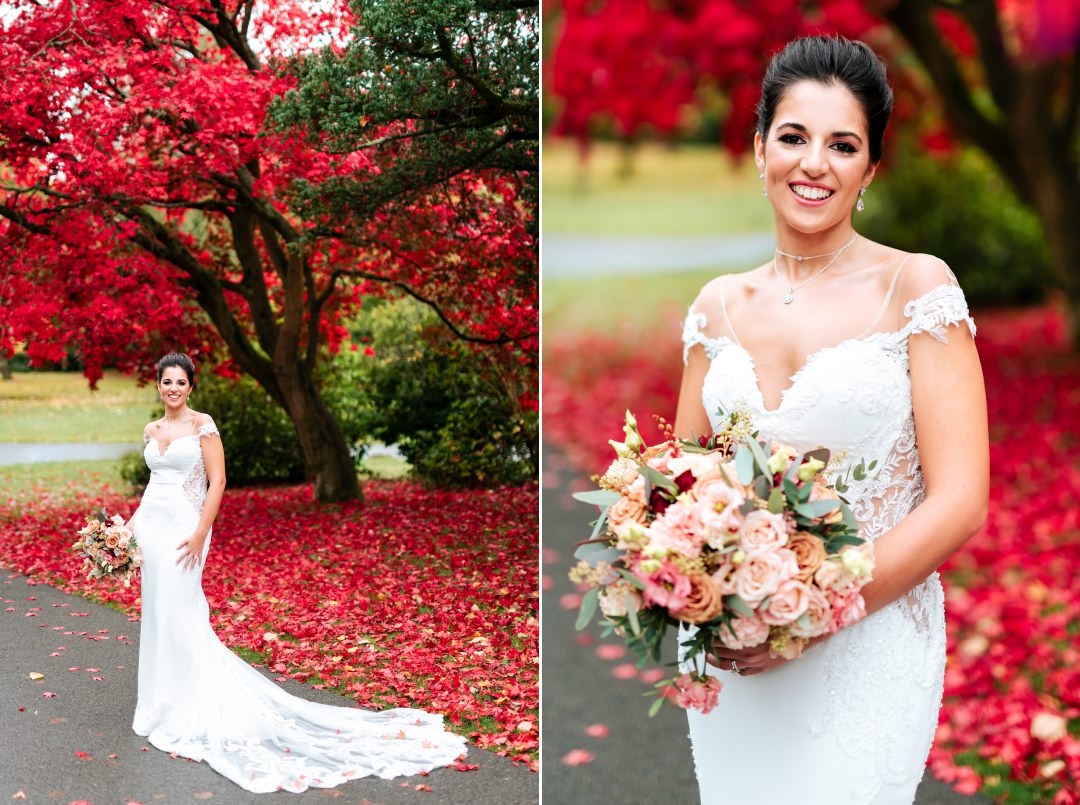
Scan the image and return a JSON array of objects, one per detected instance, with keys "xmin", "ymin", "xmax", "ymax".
[
  {"xmin": 124, "ymin": 352, "xmax": 467, "ymax": 793},
  {"xmin": 675, "ymin": 37, "xmax": 988, "ymax": 804}
]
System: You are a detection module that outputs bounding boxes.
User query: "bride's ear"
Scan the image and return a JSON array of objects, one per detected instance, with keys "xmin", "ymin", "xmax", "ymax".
[
  {"xmin": 862, "ymin": 159, "xmax": 878, "ymax": 188},
  {"xmin": 753, "ymin": 131, "xmax": 766, "ymax": 174}
]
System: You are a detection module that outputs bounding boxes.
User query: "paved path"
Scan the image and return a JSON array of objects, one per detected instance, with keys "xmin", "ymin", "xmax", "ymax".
[
  {"xmin": 543, "ymin": 233, "xmax": 774, "ymax": 278},
  {"xmin": 541, "ymin": 446, "xmax": 990, "ymax": 805},
  {"xmin": 0, "ymin": 572, "xmax": 535, "ymax": 805}
]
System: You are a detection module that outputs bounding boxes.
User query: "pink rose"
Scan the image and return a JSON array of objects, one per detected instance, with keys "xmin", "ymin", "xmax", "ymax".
[
  {"xmin": 790, "ymin": 587, "xmax": 832, "ymax": 638},
  {"xmin": 738, "ymin": 510, "xmax": 789, "ymax": 555},
  {"xmin": 663, "ymin": 673, "xmax": 723, "ymax": 714},
  {"xmin": 710, "ymin": 555, "xmax": 737, "ymax": 595},
  {"xmin": 648, "ymin": 502, "xmax": 705, "ymax": 558},
  {"xmin": 716, "ymin": 612, "xmax": 770, "ymax": 650},
  {"xmin": 640, "ymin": 561, "xmax": 693, "ymax": 611},
  {"xmin": 667, "ymin": 453, "xmax": 717, "ymax": 481},
  {"xmin": 732, "ymin": 549, "xmax": 799, "ymax": 605},
  {"xmin": 760, "ymin": 579, "xmax": 811, "ymax": 626}
]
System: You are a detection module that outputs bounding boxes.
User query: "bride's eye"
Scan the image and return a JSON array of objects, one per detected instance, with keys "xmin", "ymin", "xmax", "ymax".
[
  {"xmin": 831, "ymin": 141, "xmax": 857, "ymax": 154},
  {"xmin": 778, "ymin": 133, "xmax": 803, "ymax": 145}
]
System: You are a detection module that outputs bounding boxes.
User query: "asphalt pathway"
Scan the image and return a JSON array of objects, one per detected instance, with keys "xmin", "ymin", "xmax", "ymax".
[
  {"xmin": 541, "ymin": 445, "xmax": 991, "ymax": 805},
  {"xmin": 0, "ymin": 572, "xmax": 536, "ymax": 805}
]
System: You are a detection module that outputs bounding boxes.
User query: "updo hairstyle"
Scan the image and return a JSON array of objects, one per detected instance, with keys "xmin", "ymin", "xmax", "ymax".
[
  {"xmin": 156, "ymin": 352, "xmax": 197, "ymax": 390},
  {"xmin": 756, "ymin": 35, "xmax": 893, "ymax": 164}
]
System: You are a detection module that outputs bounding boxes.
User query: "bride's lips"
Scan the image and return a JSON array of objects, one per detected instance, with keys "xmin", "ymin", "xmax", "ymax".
[{"xmin": 788, "ymin": 182, "xmax": 835, "ymax": 206}]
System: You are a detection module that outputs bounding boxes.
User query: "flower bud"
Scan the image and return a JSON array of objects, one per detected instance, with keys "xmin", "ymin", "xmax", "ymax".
[
  {"xmin": 609, "ymin": 439, "xmax": 632, "ymax": 458},
  {"xmin": 797, "ymin": 457, "xmax": 826, "ymax": 482},
  {"xmin": 731, "ymin": 549, "xmax": 746, "ymax": 566}
]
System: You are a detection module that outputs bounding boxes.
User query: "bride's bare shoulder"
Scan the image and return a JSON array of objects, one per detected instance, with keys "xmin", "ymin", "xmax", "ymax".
[{"xmin": 691, "ymin": 264, "xmax": 772, "ymax": 313}]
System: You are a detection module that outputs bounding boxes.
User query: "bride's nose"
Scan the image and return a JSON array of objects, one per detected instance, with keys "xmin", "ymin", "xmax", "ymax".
[{"xmin": 799, "ymin": 143, "xmax": 828, "ymax": 176}]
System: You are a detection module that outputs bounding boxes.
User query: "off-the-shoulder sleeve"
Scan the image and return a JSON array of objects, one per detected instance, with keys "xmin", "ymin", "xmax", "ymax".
[
  {"xmin": 682, "ymin": 307, "xmax": 709, "ymax": 365},
  {"xmin": 196, "ymin": 419, "xmax": 220, "ymax": 439},
  {"xmin": 902, "ymin": 284, "xmax": 976, "ymax": 344}
]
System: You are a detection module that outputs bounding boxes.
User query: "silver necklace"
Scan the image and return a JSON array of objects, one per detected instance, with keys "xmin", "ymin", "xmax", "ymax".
[{"xmin": 773, "ymin": 233, "xmax": 858, "ymax": 304}]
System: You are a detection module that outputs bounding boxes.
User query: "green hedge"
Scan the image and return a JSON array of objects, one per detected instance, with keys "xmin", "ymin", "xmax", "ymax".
[
  {"xmin": 860, "ymin": 144, "xmax": 1050, "ymax": 307},
  {"xmin": 324, "ymin": 298, "xmax": 538, "ymax": 488},
  {"xmin": 120, "ymin": 372, "xmax": 308, "ymax": 490}
]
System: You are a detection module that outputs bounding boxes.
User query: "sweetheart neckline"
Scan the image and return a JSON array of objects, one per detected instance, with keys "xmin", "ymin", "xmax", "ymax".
[
  {"xmin": 703, "ymin": 330, "xmax": 901, "ymax": 415},
  {"xmin": 147, "ymin": 432, "xmax": 200, "ymax": 458}
]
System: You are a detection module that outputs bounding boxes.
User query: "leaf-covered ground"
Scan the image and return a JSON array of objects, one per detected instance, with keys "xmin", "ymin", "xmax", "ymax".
[
  {"xmin": 544, "ymin": 304, "xmax": 1079, "ymax": 803},
  {"xmin": 0, "ymin": 480, "xmax": 539, "ymax": 765}
]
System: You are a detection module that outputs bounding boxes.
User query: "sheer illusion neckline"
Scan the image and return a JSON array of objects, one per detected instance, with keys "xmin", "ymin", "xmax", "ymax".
[{"xmin": 715, "ymin": 257, "xmax": 914, "ymax": 413}]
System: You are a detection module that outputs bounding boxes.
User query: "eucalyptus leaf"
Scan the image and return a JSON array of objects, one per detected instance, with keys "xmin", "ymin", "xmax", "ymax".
[
  {"xmin": 643, "ymin": 464, "xmax": 678, "ymax": 494},
  {"xmin": 766, "ymin": 488, "xmax": 785, "ymax": 514},
  {"xmin": 804, "ymin": 448, "xmax": 830, "ymax": 466},
  {"xmin": 572, "ymin": 489, "xmax": 622, "ymax": 507},
  {"xmin": 625, "ymin": 592, "xmax": 641, "ymax": 636},
  {"xmin": 826, "ymin": 534, "xmax": 867, "ymax": 551},
  {"xmin": 574, "ymin": 546, "xmax": 623, "ymax": 566},
  {"xmin": 806, "ymin": 499, "xmax": 841, "ymax": 516},
  {"xmin": 648, "ymin": 696, "xmax": 666, "ymax": 717},
  {"xmin": 575, "ymin": 588, "xmax": 599, "ymax": 631},
  {"xmin": 794, "ymin": 503, "xmax": 816, "ymax": 519},
  {"xmin": 618, "ymin": 569, "xmax": 646, "ymax": 590},
  {"xmin": 723, "ymin": 594, "xmax": 755, "ymax": 617},
  {"xmin": 747, "ymin": 438, "xmax": 772, "ymax": 477},
  {"xmin": 735, "ymin": 446, "xmax": 754, "ymax": 484},
  {"xmin": 589, "ymin": 509, "xmax": 609, "ymax": 540},
  {"xmin": 573, "ymin": 540, "xmax": 609, "ymax": 556},
  {"xmin": 753, "ymin": 475, "xmax": 771, "ymax": 500}
]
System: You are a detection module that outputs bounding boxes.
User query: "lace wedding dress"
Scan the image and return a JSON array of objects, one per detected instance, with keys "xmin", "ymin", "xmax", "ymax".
[
  {"xmin": 678, "ymin": 259, "xmax": 975, "ymax": 804},
  {"xmin": 132, "ymin": 420, "xmax": 467, "ymax": 793}
]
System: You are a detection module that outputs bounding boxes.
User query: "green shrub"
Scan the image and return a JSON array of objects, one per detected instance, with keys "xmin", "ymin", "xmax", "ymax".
[
  {"xmin": 120, "ymin": 372, "xmax": 308, "ymax": 490},
  {"xmin": 860, "ymin": 143, "xmax": 1050, "ymax": 307},
  {"xmin": 324, "ymin": 299, "xmax": 537, "ymax": 488}
]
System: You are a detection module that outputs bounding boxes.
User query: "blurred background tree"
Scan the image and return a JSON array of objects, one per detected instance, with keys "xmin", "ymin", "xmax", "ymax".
[{"xmin": 546, "ymin": 0, "xmax": 1080, "ymax": 341}]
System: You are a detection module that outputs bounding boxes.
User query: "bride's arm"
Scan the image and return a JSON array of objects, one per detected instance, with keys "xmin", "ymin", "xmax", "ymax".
[
  {"xmin": 176, "ymin": 419, "xmax": 227, "ymax": 572},
  {"xmin": 674, "ymin": 346, "xmax": 713, "ymax": 440},
  {"xmin": 858, "ymin": 318, "xmax": 988, "ymax": 616}
]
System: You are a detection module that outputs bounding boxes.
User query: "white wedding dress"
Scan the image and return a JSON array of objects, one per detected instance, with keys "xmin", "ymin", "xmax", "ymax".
[
  {"xmin": 678, "ymin": 258, "xmax": 975, "ymax": 804},
  {"xmin": 132, "ymin": 421, "xmax": 467, "ymax": 793}
]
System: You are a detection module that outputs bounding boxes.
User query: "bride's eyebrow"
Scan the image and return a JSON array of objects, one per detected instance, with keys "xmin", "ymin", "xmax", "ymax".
[{"xmin": 776, "ymin": 122, "xmax": 864, "ymax": 143}]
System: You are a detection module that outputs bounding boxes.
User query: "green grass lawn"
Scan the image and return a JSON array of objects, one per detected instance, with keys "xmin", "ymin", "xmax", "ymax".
[
  {"xmin": 543, "ymin": 138, "xmax": 774, "ymax": 236},
  {"xmin": 0, "ymin": 459, "xmax": 130, "ymax": 503},
  {"xmin": 0, "ymin": 370, "xmax": 155, "ymax": 443}
]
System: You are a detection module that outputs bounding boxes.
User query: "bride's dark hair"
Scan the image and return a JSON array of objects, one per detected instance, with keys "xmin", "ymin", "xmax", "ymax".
[
  {"xmin": 156, "ymin": 352, "xmax": 197, "ymax": 390},
  {"xmin": 756, "ymin": 35, "xmax": 893, "ymax": 164}
]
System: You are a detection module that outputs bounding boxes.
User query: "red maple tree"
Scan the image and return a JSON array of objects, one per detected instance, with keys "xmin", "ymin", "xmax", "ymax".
[{"xmin": 0, "ymin": 0, "xmax": 537, "ymax": 501}]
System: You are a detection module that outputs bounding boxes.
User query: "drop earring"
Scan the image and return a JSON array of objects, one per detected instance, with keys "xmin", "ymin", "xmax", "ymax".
[
  {"xmin": 856, "ymin": 187, "xmax": 866, "ymax": 212},
  {"xmin": 760, "ymin": 172, "xmax": 768, "ymax": 197}
]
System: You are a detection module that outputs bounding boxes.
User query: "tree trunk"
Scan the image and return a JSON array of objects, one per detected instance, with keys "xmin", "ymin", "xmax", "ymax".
[
  {"xmin": 0, "ymin": 357, "xmax": 11, "ymax": 380},
  {"xmin": 274, "ymin": 363, "xmax": 362, "ymax": 503}
]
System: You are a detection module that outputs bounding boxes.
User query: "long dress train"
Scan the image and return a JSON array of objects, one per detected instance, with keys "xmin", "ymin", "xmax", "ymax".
[{"xmin": 132, "ymin": 421, "xmax": 467, "ymax": 793}]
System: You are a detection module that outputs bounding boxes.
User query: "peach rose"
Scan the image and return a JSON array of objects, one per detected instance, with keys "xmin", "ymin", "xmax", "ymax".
[
  {"xmin": 809, "ymin": 482, "xmax": 843, "ymax": 524},
  {"xmin": 771, "ymin": 634, "xmax": 808, "ymax": 660},
  {"xmin": 715, "ymin": 613, "xmax": 770, "ymax": 650},
  {"xmin": 790, "ymin": 587, "xmax": 832, "ymax": 638},
  {"xmin": 760, "ymin": 579, "xmax": 811, "ymax": 626},
  {"xmin": 710, "ymin": 555, "xmax": 738, "ymax": 595},
  {"xmin": 738, "ymin": 510, "xmax": 789, "ymax": 555},
  {"xmin": 104, "ymin": 534, "xmax": 120, "ymax": 549},
  {"xmin": 787, "ymin": 531, "xmax": 826, "ymax": 583},
  {"xmin": 732, "ymin": 549, "xmax": 798, "ymax": 605},
  {"xmin": 814, "ymin": 559, "xmax": 857, "ymax": 596},
  {"xmin": 608, "ymin": 494, "xmax": 648, "ymax": 530},
  {"xmin": 670, "ymin": 573, "xmax": 726, "ymax": 624}
]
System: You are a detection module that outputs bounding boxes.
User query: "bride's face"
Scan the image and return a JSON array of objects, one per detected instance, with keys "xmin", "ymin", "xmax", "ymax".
[
  {"xmin": 158, "ymin": 366, "xmax": 192, "ymax": 410},
  {"xmin": 754, "ymin": 79, "xmax": 877, "ymax": 235}
]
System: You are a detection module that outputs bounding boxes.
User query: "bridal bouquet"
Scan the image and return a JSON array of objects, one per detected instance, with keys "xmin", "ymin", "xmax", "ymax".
[
  {"xmin": 72, "ymin": 508, "xmax": 143, "ymax": 587},
  {"xmin": 571, "ymin": 409, "xmax": 875, "ymax": 715}
]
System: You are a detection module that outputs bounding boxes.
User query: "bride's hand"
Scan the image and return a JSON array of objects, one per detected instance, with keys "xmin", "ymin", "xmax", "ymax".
[
  {"xmin": 706, "ymin": 643, "xmax": 788, "ymax": 677},
  {"xmin": 176, "ymin": 533, "xmax": 206, "ymax": 572}
]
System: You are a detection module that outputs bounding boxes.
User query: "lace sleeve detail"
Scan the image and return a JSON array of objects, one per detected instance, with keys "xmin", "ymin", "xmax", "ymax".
[
  {"xmin": 682, "ymin": 308, "xmax": 709, "ymax": 365},
  {"xmin": 902, "ymin": 284, "xmax": 976, "ymax": 344},
  {"xmin": 197, "ymin": 420, "xmax": 220, "ymax": 439},
  {"xmin": 143, "ymin": 428, "xmax": 152, "ymax": 445}
]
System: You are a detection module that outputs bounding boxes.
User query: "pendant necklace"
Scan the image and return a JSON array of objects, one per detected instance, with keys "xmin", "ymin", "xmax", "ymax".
[{"xmin": 773, "ymin": 233, "xmax": 859, "ymax": 304}]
